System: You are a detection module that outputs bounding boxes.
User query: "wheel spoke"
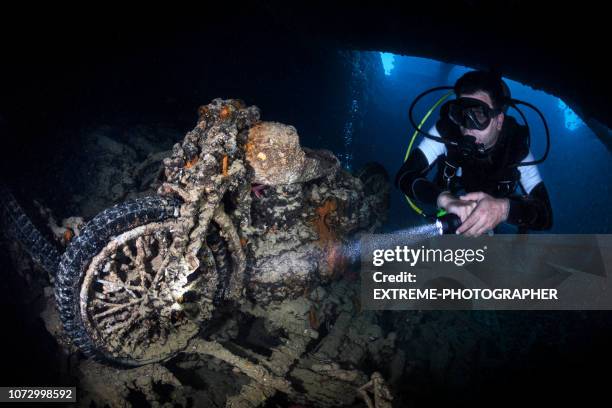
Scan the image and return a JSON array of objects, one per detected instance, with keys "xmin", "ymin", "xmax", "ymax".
[
  {"xmin": 97, "ymin": 279, "xmax": 144, "ymax": 293},
  {"xmin": 92, "ymin": 298, "xmax": 142, "ymax": 320},
  {"xmin": 135, "ymin": 237, "xmax": 150, "ymax": 287},
  {"xmin": 111, "ymin": 313, "xmax": 146, "ymax": 339}
]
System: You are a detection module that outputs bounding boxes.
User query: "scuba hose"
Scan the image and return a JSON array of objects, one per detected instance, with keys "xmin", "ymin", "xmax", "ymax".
[
  {"xmin": 403, "ymin": 90, "xmax": 454, "ymax": 217},
  {"xmin": 509, "ymin": 99, "xmax": 550, "ymax": 166},
  {"xmin": 403, "ymin": 89, "xmax": 460, "ymax": 233}
]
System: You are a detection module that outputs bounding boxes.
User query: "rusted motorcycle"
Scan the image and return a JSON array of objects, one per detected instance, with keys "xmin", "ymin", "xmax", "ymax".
[
  {"xmin": 1, "ymin": 99, "xmax": 392, "ymax": 406},
  {"xmin": 33, "ymin": 99, "xmax": 390, "ymax": 369}
]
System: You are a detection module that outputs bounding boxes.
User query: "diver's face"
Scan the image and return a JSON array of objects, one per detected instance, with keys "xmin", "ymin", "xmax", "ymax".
[{"xmin": 458, "ymin": 91, "xmax": 504, "ymax": 149}]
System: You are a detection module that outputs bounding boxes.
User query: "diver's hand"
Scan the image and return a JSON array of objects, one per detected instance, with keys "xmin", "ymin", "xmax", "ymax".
[
  {"xmin": 456, "ymin": 192, "xmax": 510, "ymax": 237},
  {"xmin": 437, "ymin": 191, "xmax": 477, "ymax": 223}
]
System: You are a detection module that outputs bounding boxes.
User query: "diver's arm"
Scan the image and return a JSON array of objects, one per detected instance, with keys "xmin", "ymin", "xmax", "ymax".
[
  {"xmin": 394, "ymin": 148, "xmax": 442, "ymax": 207},
  {"xmin": 506, "ymin": 154, "xmax": 553, "ymax": 230},
  {"xmin": 506, "ymin": 181, "xmax": 553, "ymax": 230},
  {"xmin": 395, "ymin": 147, "xmax": 477, "ymax": 221},
  {"xmin": 395, "ymin": 126, "xmax": 448, "ymax": 207}
]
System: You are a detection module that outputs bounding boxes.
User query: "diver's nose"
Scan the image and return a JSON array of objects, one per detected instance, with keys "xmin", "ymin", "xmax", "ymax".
[{"xmin": 461, "ymin": 128, "xmax": 474, "ymax": 136}]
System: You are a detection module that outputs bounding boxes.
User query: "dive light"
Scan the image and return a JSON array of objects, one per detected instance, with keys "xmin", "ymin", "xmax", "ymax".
[{"xmin": 435, "ymin": 213, "xmax": 462, "ymax": 235}]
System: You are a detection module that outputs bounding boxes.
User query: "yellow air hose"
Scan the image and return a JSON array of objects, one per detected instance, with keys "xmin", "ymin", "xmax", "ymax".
[{"xmin": 404, "ymin": 90, "xmax": 454, "ymax": 216}]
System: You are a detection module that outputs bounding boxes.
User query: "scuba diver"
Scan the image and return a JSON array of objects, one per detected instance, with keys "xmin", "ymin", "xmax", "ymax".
[{"xmin": 395, "ymin": 70, "xmax": 552, "ymax": 236}]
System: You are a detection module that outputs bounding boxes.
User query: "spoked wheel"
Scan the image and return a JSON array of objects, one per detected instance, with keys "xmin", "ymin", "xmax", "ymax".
[
  {"xmin": 80, "ymin": 221, "xmax": 202, "ymax": 365},
  {"xmin": 56, "ymin": 196, "xmax": 228, "ymax": 366}
]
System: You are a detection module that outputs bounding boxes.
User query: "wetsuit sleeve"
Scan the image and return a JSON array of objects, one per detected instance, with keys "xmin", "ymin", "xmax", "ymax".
[
  {"xmin": 506, "ymin": 181, "xmax": 553, "ymax": 230},
  {"xmin": 517, "ymin": 152, "xmax": 543, "ymax": 194},
  {"xmin": 394, "ymin": 148, "xmax": 443, "ymax": 208}
]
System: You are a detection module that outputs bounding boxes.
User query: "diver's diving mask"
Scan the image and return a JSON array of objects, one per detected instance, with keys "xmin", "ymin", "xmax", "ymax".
[
  {"xmin": 447, "ymin": 97, "xmax": 502, "ymax": 131},
  {"xmin": 408, "ymin": 84, "xmax": 550, "ymax": 170}
]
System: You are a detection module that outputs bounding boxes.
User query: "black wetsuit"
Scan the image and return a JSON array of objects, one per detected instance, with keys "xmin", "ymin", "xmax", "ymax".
[{"xmin": 395, "ymin": 116, "xmax": 553, "ymax": 232}]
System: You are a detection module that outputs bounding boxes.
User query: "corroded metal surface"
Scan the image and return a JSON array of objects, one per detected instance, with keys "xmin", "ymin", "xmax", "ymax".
[{"xmin": 9, "ymin": 98, "xmax": 390, "ymax": 406}]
